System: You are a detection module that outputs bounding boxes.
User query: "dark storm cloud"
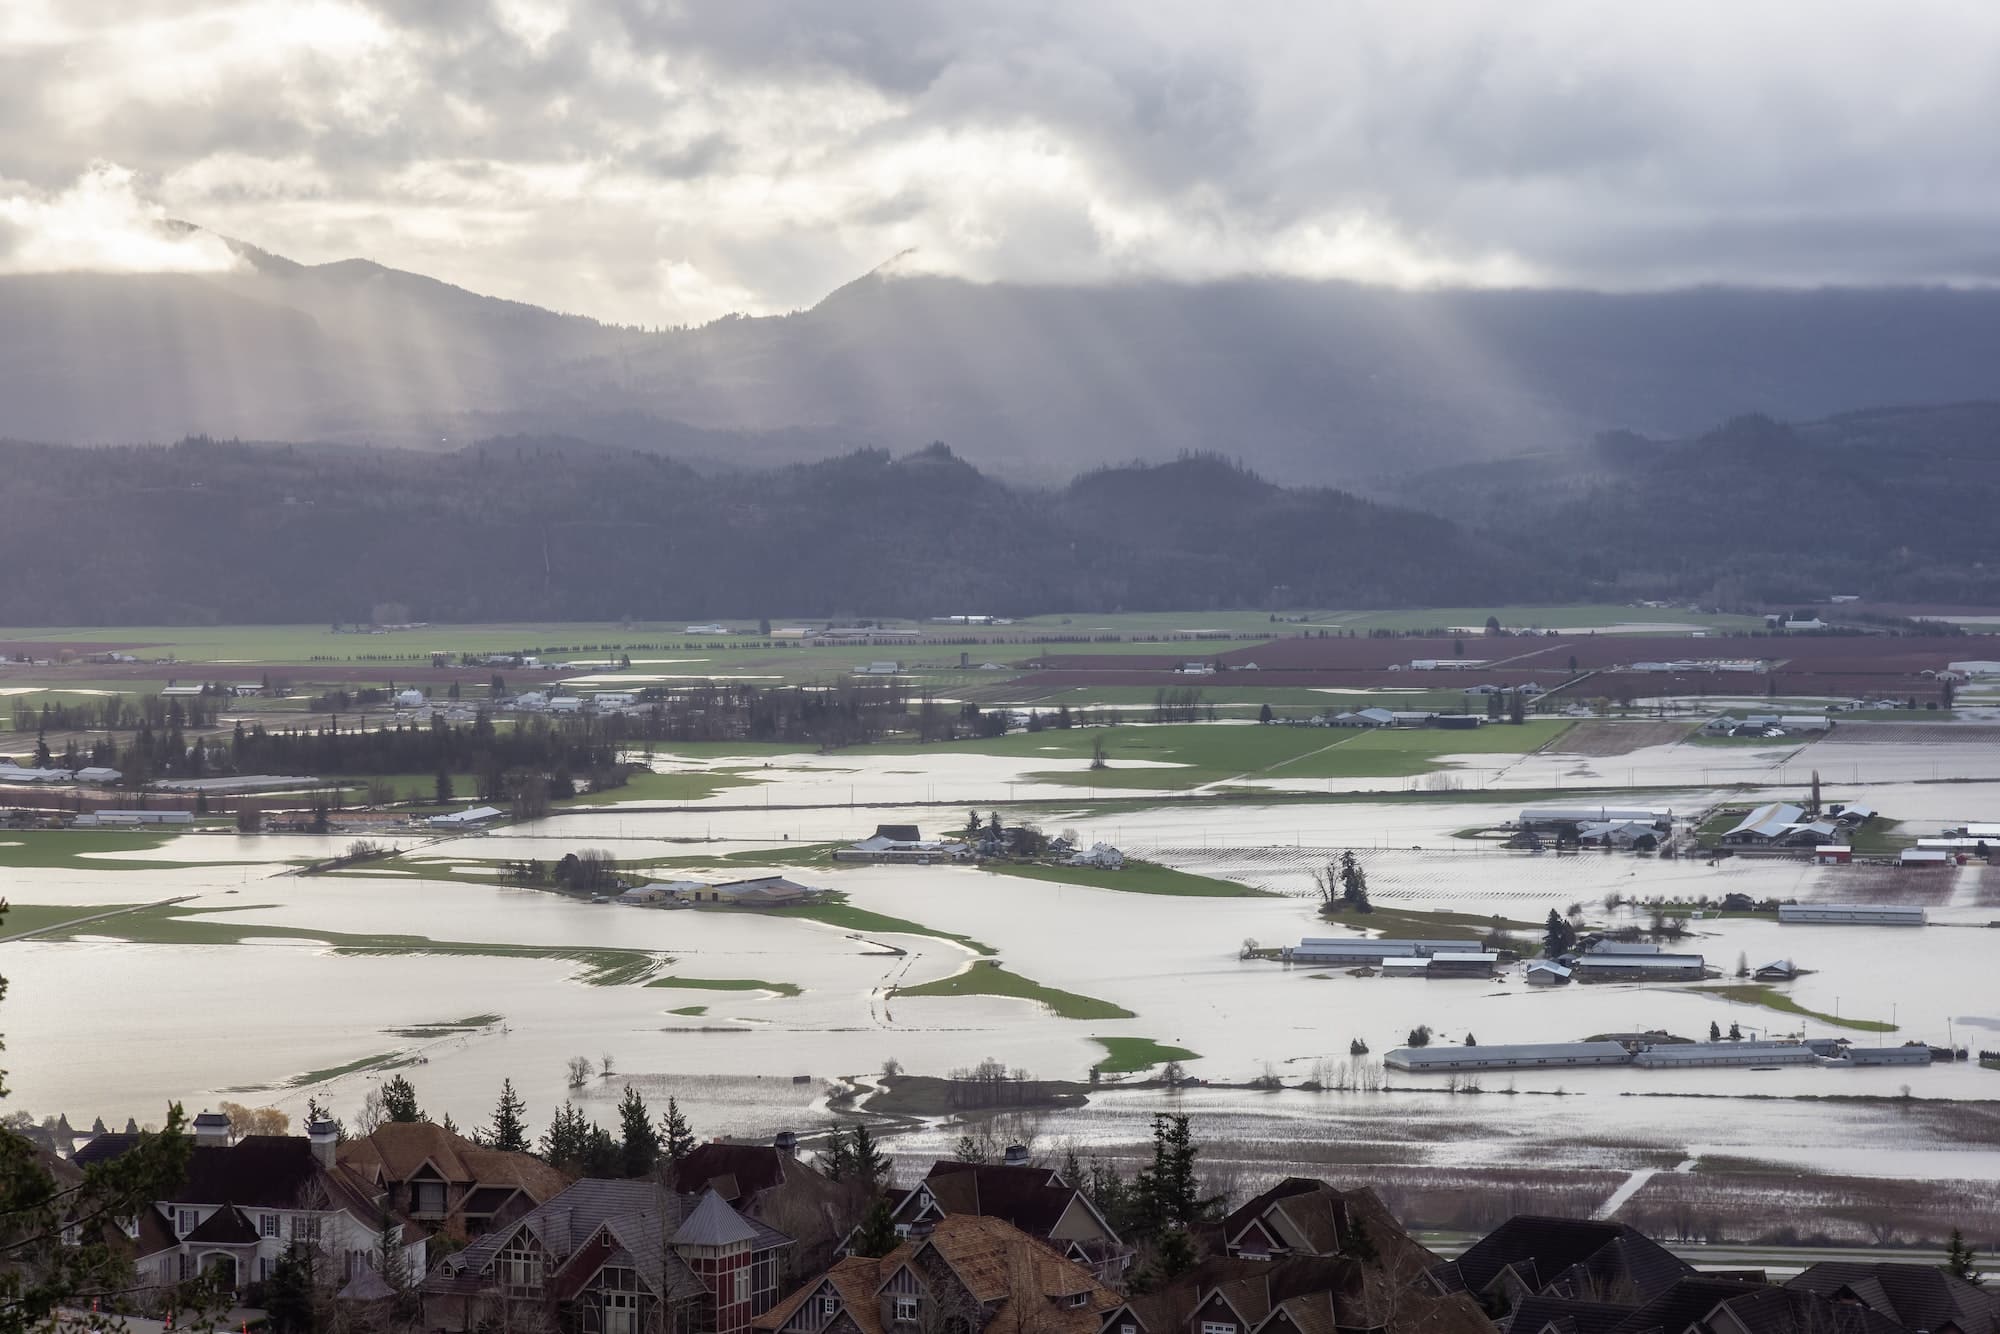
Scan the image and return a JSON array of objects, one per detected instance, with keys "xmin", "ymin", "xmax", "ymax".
[{"xmin": 7, "ymin": 0, "xmax": 2000, "ymax": 319}]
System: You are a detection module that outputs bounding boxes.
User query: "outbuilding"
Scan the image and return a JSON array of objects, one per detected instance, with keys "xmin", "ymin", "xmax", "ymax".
[{"xmin": 1778, "ymin": 903, "xmax": 1926, "ymax": 926}]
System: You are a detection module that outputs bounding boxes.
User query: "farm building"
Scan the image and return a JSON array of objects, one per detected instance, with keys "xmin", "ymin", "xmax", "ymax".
[
  {"xmin": 1424, "ymin": 952, "xmax": 1501, "ymax": 979},
  {"xmin": 1721, "ymin": 803, "xmax": 1807, "ymax": 845},
  {"xmin": 683, "ymin": 875, "xmax": 815, "ymax": 907},
  {"xmin": 1384, "ymin": 1041, "xmax": 1632, "ymax": 1073},
  {"xmin": 615, "ymin": 880, "xmax": 704, "ymax": 906},
  {"xmin": 1753, "ymin": 959, "xmax": 1799, "ymax": 981},
  {"xmin": 1632, "ymin": 1041, "xmax": 1819, "ymax": 1068},
  {"xmin": 1380, "ymin": 957, "xmax": 1430, "ymax": 978},
  {"xmin": 1840, "ymin": 1046, "xmax": 1933, "ymax": 1067},
  {"xmin": 1814, "ymin": 846, "xmax": 1853, "ymax": 864},
  {"xmin": 1899, "ymin": 849, "xmax": 1953, "ymax": 868},
  {"xmin": 428, "ymin": 805, "xmax": 504, "ymax": 829},
  {"xmin": 72, "ymin": 810, "xmax": 194, "ymax": 827},
  {"xmin": 74, "ymin": 766, "xmax": 122, "ymax": 784},
  {"xmin": 1286, "ymin": 938, "xmax": 1485, "ymax": 965},
  {"xmin": 1778, "ymin": 903, "xmax": 1927, "ymax": 926},
  {"xmin": 1524, "ymin": 961, "xmax": 1572, "ymax": 986},
  {"xmin": 835, "ymin": 825, "xmax": 955, "ymax": 863},
  {"xmin": 1832, "ymin": 803, "xmax": 1876, "ymax": 825},
  {"xmin": 1582, "ymin": 940, "xmax": 1662, "ymax": 955},
  {"xmin": 1519, "ymin": 806, "xmax": 1670, "ymax": 832},
  {"xmin": 1571, "ymin": 953, "xmax": 1706, "ymax": 983},
  {"xmin": 1576, "ymin": 821, "xmax": 1660, "ymax": 850},
  {"xmin": 0, "ymin": 765, "xmax": 74, "ymax": 784},
  {"xmin": 1783, "ymin": 819, "xmax": 1844, "ymax": 847}
]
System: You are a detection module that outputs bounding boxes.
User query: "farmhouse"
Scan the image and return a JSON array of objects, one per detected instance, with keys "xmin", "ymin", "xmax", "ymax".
[
  {"xmin": 1384, "ymin": 1041, "xmax": 1632, "ymax": 1073},
  {"xmin": 1754, "ymin": 959, "xmax": 1799, "ymax": 981},
  {"xmin": 1778, "ymin": 903, "xmax": 1926, "ymax": 925},
  {"xmin": 1570, "ymin": 953, "xmax": 1706, "ymax": 983},
  {"xmin": 1523, "ymin": 961, "xmax": 1572, "ymax": 986},
  {"xmin": 835, "ymin": 826, "xmax": 955, "ymax": 864}
]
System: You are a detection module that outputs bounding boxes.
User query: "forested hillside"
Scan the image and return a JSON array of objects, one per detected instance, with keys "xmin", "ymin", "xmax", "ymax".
[{"xmin": 0, "ymin": 439, "xmax": 1556, "ymax": 625}]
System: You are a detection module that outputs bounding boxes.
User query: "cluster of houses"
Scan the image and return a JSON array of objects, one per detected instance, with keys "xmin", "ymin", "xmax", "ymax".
[
  {"xmin": 1280, "ymin": 938, "xmax": 1503, "ymax": 979},
  {"xmin": 1533, "ymin": 939, "xmax": 1708, "ymax": 986},
  {"xmin": 831, "ymin": 824, "xmax": 1129, "ymax": 871},
  {"xmin": 1386, "ymin": 1035, "xmax": 1935, "ymax": 1073},
  {"xmin": 1512, "ymin": 806, "xmax": 1674, "ymax": 852},
  {"xmin": 0, "ymin": 761, "xmax": 123, "ymax": 786},
  {"xmin": 32, "ymin": 1109, "xmax": 1997, "ymax": 1334}
]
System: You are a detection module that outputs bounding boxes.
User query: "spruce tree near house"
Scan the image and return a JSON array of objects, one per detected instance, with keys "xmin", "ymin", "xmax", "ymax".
[
  {"xmin": 658, "ymin": 1097, "xmax": 695, "ymax": 1164},
  {"xmin": 489, "ymin": 1079, "xmax": 529, "ymax": 1153},
  {"xmin": 617, "ymin": 1085, "xmax": 659, "ymax": 1178},
  {"xmin": 381, "ymin": 1074, "xmax": 423, "ymax": 1123}
]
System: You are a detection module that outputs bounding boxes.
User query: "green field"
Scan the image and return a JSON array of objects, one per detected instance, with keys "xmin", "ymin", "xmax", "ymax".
[
  {"xmin": 644, "ymin": 975, "xmax": 802, "ymax": 997},
  {"xmin": 18, "ymin": 901, "xmax": 668, "ymax": 985},
  {"xmin": 563, "ymin": 767, "xmax": 766, "ymax": 806},
  {"xmin": 0, "ymin": 829, "xmax": 273, "ymax": 872},
  {"xmin": 892, "ymin": 959, "xmax": 1133, "ymax": 1020},
  {"xmin": 0, "ymin": 902, "xmax": 143, "ymax": 937},
  {"xmin": 980, "ymin": 860, "xmax": 1271, "ymax": 897},
  {"xmin": 1091, "ymin": 1036, "xmax": 1199, "ymax": 1073},
  {"xmin": 1701, "ymin": 984, "xmax": 1897, "ymax": 1033}
]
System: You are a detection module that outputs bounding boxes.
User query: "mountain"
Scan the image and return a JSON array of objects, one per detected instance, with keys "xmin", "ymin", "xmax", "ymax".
[
  {"xmin": 1384, "ymin": 402, "xmax": 2000, "ymax": 605},
  {"xmin": 14, "ymin": 233, "xmax": 2000, "ymax": 481},
  {"xmin": 0, "ymin": 438, "xmax": 1557, "ymax": 625}
]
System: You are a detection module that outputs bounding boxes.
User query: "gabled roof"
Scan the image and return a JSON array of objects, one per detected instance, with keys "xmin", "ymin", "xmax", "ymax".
[
  {"xmin": 86, "ymin": 1133, "xmax": 381, "ymax": 1218},
  {"xmin": 185, "ymin": 1205, "xmax": 260, "ymax": 1245},
  {"xmin": 672, "ymin": 1142, "xmax": 791, "ymax": 1201},
  {"xmin": 1438, "ymin": 1216, "xmax": 1693, "ymax": 1305},
  {"xmin": 909, "ymin": 1160, "xmax": 1115, "ymax": 1242},
  {"xmin": 1505, "ymin": 1295, "xmax": 1639, "ymax": 1334},
  {"xmin": 1789, "ymin": 1262, "xmax": 1997, "ymax": 1334}
]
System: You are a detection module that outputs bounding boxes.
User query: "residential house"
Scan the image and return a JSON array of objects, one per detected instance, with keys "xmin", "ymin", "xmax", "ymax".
[
  {"xmin": 424, "ymin": 1180, "xmax": 792, "ymax": 1334},
  {"xmin": 1788, "ymin": 1262, "xmax": 1996, "ymax": 1334},
  {"xmin": 1506, "ymin": 1276, "xmax": 1918, "ymax": 1334},
  {"xmin": 754, "ymin": 1214, "xmax": 1122, "ymax": 1334},
  {"xmin": 75, "ymin": 1115, "xmax": 424, "ymax": 1298},
  {"xmin": 1066, "ymin": 843, "xmax": 1126, "ymax": 871},
  {"xmin": 1430, "ymin": 1215, "xmax": 1693, "ymax": 1308},
  {"xmin": 836, "ymin": 827, "xmax": 955, "ymax": 864},
  {"xmin": 673, "ymin": 1135, "xmax": 859, "ymax": 1275},
  {"xmin": 882, "ymin": 1159, "xmax": 1129, "ymax": 1284},
  {"xmin": 336, "ymin": 1120, "xmax": 570, "ymax": 1241}
]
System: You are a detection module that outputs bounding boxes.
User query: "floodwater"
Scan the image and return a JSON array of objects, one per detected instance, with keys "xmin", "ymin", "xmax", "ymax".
[{"xmin": 6, "ymin": 737, "xmax": 2000, "ymax": 1151}]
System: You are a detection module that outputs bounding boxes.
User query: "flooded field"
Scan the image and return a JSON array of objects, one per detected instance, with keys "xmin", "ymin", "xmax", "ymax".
[{"xmin": 6, "ymin": 718, "xmax": 1999, "ymax": 1204}]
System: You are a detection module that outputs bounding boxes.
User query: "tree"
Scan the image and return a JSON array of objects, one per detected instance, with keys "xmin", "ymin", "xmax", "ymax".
[
  {"xmin": 1709, "ymin": 1021, "xmax": 1723, "ymax": 1042},
  {"xmin": 567, "ymin": 1055, "xmax": 595, "ymax": 1089},
  {"xmin": 434, "ymin": 769, "xmax": 455, "ymax": 805},
  {"xmin": 220, "ymin": 1101, "xmax": 290, "ymax": 1138},
  {"xmin": 489, "ymin": 1079, "xmax": 529, "ymax": 1153},
  {"xmin": 1336, "ymin": 850, "xmax": 1372, "ymax": 912},
  {"xmin": 581, "ymin": 1124, "xmax": 622, "ymax": 1177},
  {"xmin": 1484, "ymin": 615, "xmax": 1503, "ymax": 636},
  {"xmin": 850, "ymin": 1195, "xmax": 898, "ymax": 1258},
  {"xmin": 1463, "ymin": 1033, "xmax": 1478, "ymax": 1046},
  {"xmin": 850, "ymin": 1124, "xmax": 891, "ymax": 1190},
  {"xmin": 540, "ymin": 1101, "xmax": 591, "ymax": 1170},
  {"xmin": 1407, "ymin": 1025, "xmax": 1433, "ymax": 1047},
  {"xmin": 264, "ymin": 1241, "xmax": 321, "ymax": 1334},
  {"xmin": 1944, "ymin": 1228, "xmax": 1983, "ymax": 1284},
  {"xmin": 953, "ymin": 1135, "xmax": 986, "ymax": 1165},
  {"xmin": 1543, "ymin": 909, "xmax": 1576, "ymax": 958},
  {"xmin": 659, "ymin": 1097, "xmax": 695, "ymax": 1165},
  {"xmin": 617, "ymin": 1085, "xmax": 659, "ymax": 1178},
  {"xmin": 1257, "ymin": 703, "xmax": 1274, "ymax": 724},
  {"xmin": 1727, "ymin": 1021, "xmax": 1743, "ymax": 1041},
  {"xmin": 1349, "ymin": 1037, "xmax": 1369, "ymax": 1056},
  {"xmin": 380, "ymin": 1074, "xmax": 423, "ymax": 1123},
  {"xmin": 1132, "ymin": 1114, "xmax": 1220, "ymax": 1236}
]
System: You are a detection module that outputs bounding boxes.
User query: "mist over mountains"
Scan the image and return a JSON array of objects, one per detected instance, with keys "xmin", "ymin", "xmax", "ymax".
[{"xmin": 13, "ymin": 234, "xmax": 2000, "ymax": 483}]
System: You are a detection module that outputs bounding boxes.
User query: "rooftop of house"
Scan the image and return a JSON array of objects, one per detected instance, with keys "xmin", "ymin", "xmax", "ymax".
[
  {"xmin": 671, "ymin": 1141, "xmax": 795, "ymax": 1202},
  {"xmin": 756, "ymin": 1214, "xmax": 1122, "ymax": 1334},
  {"xmin": 1436, "ymin": 1215, "xmax": 1694, "ymax": 1304},
  {"xmin": 78, "ymin": 1132, "xmax": 381, "ymax": 1218},
  {"xmin": 908, "ymin": 1159, "xmax": 1106, "ymax": 1240},
  {"xmin": 1788, "ymin": 1262, "xmax": 1999, "ymax": 1334}
]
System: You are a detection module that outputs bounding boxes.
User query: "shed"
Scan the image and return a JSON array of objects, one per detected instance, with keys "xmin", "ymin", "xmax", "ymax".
[
  {"xmin": 1814, "ymin": 846, "xmax": 1852, "ymax": 864},
  {"xmin": 1899, "ymin": 849, "xmax": 1952, "ymax": 868},
  {"xmin": 1383, "ymin": 1041, "xmax": 1631, "ymax": 1073},
  {"xmin": 1777, "ymin": 903, "xmax": 1926, "ymax": 925},
  {"xmin": 1524, "ymin": 961, "xmax": 1572, "ymax": 986},
  {"xmin": 1841, "ymin": 1045, "xmax": 1932, "ymax": 1067},
  {"xmin": 1379, "ymin": 957, "xmax": 1430, "ymax": 978}
]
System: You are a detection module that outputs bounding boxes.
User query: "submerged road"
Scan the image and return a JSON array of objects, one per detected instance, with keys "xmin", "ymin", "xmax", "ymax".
[{"xmin": 0, "ymin": 895, "xmax": 197, "ymax": 942}]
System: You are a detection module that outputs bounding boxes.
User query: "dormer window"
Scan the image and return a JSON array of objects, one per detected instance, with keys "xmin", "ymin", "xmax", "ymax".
[
  {"xmin": 820, "ymin": 1297, "xmax": 839, "ymax": 1318},
  {"xmin": 895, "ymin": 1297, "xmax": 920, "ymax": 1323}
]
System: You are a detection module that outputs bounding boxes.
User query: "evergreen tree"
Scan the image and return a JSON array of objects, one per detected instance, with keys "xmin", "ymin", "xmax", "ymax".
[
  {"xmin": 850, "ymin": 1123, "xmax": 891, "ymax": 1189},
  {"xmin": 1133, "ymin": 1114, "xmax": 1218, "ymax": 1236},
  {"xmin": 850, "ymin": 1196, "xmax": 899, "ymax": 1258},
  {"xmin": 1543, "ymin": 908, "xmax": 1576, "ymax": 958},
  {"xmin": 305, "ymin": 1096, "xmax": 346, "ymax": 1142},
  {"xmin": 581, "ymin": 1125, "xmax": 622, "ymax": 1177},
  {"xmin": 1257, "ymin": 703, "xmax": 1274, "ymax": 724},
  {"xmin": 1728, "ymin": 1021, "xmax": 1743, "ymax": 1041},
  {"xmin": 1153, "ymin": 1226, "xmax": 1198, "ymax": 1279},
  {"xmin": 540, "ymin": 1101, "xmax": 590, "ymax": 1169},
  {"xmin": 617, "ymin": 1085, "xmax": 659, "ymax": 1178},
  {"xmin": 658, "ymin": 1096, "xmax": 695, "ymax": 1164},
  {"xmin": 434, "ymin": 770, "xmax": 454, "ymax": 804},
  {"xmin": 1944, "ymin": 1228, "xmax": 1983, "ymax": 1284},
  {"xmin": 489, "ymin": 1078, "xmax": 530, "ymax": 1153},
  {"xmin": 953, "ymin": 1134, "xmax": 985, "ymax": 1165},
  {"xmin": 381, "ymin": 1074, "xmax": 423, "ymax": 1123},
  {"xmin": 820, "ymin": 1125, "xmax": 856, "ymax": 1181},
  {"xmin": 265, "ymin": 1243, "xmax": 321, "ymax": 1334}
]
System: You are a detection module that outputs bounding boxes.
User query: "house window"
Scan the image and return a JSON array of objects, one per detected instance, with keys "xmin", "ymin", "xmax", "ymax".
[
  {"xmin": 260, "ymin": 1258, "xmax": 271, "ymax": 1281},
  {"xmin": 499, "ymin": 1242, "xmax": 541, "ymax": 1296},
  {"xmin": 605, "ymin": 1289, "xmax": 640, "ymax": 1334},
  {"xmin": 412, "ymin": 1182, "xmax": 447, "ymax": 1216},
  {"xmin": 820, "ymin": 1297, "xmax": 839, "ymax": 1318},
  {"xmin": 735, "ymin": 1270, "xmax": 751, "ymax": 1303},
  {"xmin": 1203, "ymin": 1322, "xmax": 1237, "ymax": 1334},
  {"xmin": 1122, "ymin": 1325, "xmax": 1138, "ymax": 1334},
  {"xmin": 178, "ymin": 1209, "xmax": 197, "ymax": 1235},
  {"xmin": 894, "ymin": 1297, "xmax": 920, "ymax": 1323},
  {"xmin": 61, "ymin": 1225, "xmax": 79, "ymax": 1247},
  {"xmin": 262, "ymin": 1214, "xmax": 279, "ymax": 1238},
  {"xmin": 179, "ymin": 1254, "xmax": 193, "ymax": 1281}
]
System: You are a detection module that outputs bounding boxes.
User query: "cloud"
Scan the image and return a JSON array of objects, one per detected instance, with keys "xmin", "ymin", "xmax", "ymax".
[
  {"xmin": 6, "ymin": 1, "xmax": 2000, "ymax": 321},
  {"xmin": 0, "ymin": 162, "xmax": 242, "ymax": 275}
]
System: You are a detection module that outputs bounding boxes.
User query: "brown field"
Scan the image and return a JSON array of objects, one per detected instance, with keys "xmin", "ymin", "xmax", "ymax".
[
  {"xmin": 1805, "ymin": 864, "xmax": 1962, "ymax": 906},
  {"xmin": 1614, "ymin": 1161, "xmax": 2000, "ymax": 1248},
  {"xmin": 1552, "ymin": 720, "xmax": 1698, "ymax": 756}
]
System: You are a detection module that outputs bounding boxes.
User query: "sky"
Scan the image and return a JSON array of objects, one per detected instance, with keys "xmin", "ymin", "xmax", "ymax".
[{"xmin": 4, "ymin": 0, "xmax": 2000, "ymax": 326}]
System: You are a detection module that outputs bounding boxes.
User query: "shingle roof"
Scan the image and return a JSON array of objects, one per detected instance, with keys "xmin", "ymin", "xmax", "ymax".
[
  {"xmin": 1789, "ymin": 1262, "xmax": 1998, "ymax": 1334},
  {"xmin": 185, "ymin": 1205, "xmax": 260, "ymax": 1245},
  {"xmin": 674, "ymin": 1189, "xmax": 760, "ymax": 1246},
  {"xmin": 1439, "ymin": 1216, "xmax": 1693, "ymax": 1304},
  {"xmin": 672, "ymin": 1143, "xmax": 790, "ymax": 1201},
  {"xmin": 907, "ymin": 1160, "xmax": 1104, "ymax": 1241},
  {"xmin": 83, "ymin": 1133, "xmax": 381, "ymax": 1218},
  {"xmin": 1506, "ymin": 1295, "xmax": 1639, "ymax": 1334}
]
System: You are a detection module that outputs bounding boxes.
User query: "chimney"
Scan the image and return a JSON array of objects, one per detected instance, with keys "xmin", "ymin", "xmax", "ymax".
[
  {"xmin": 308, "ymin": 1119, "xmax": 338, "ymax": 1169},
  {"xmin": 1002, "ymin": 1144, "xmax": 1029, "ymax": 1167},
  {"xmin": 192, "ymin": 1110, "xmax": 231, "ymax": 1148},
  {"xmin": 774, "ymin": 1130, "xmax": 798, "ymax": 1157}
]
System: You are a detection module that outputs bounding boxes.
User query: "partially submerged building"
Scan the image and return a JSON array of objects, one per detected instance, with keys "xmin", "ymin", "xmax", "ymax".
[
  {"xmin": 1383, "ymin": 1042, "xmax": 1633, "ymax": 1073},
  {"xmin": 1778, "ymin": 903, "xmax": 1927, "ymax": 926}
]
